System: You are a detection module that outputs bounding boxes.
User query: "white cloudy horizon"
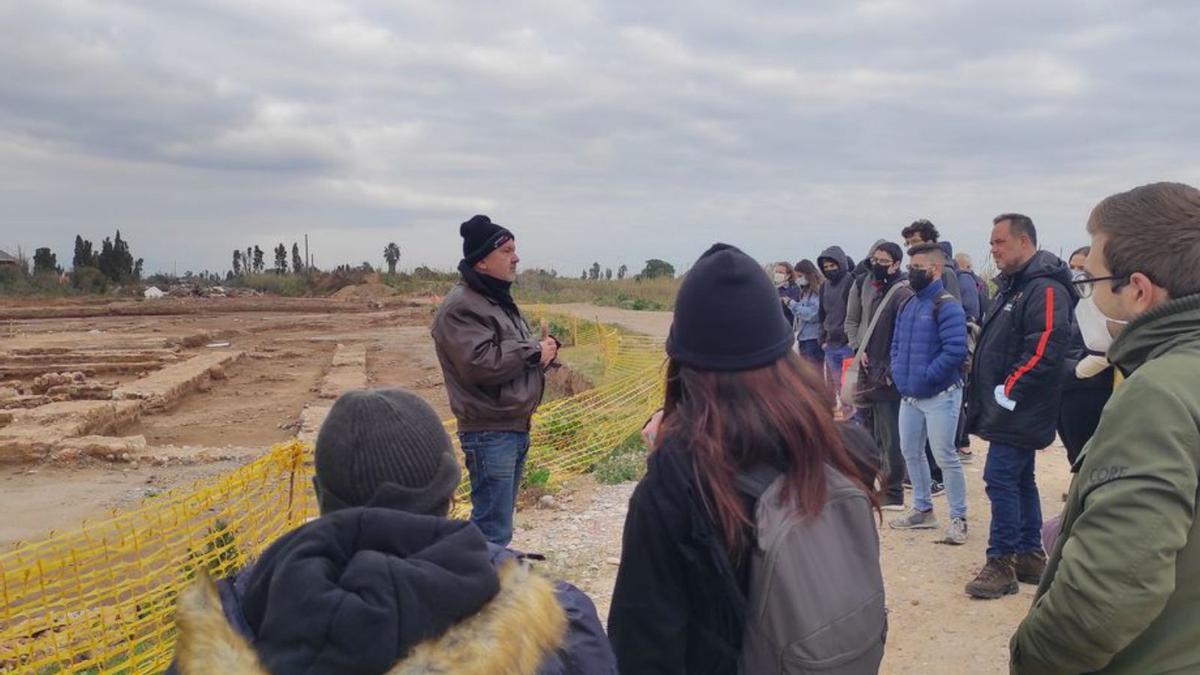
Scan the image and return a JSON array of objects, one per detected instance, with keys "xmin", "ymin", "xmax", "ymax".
[{"xmin": 2, "ymin": 1, "xmax": 1198, "ymax": 278}]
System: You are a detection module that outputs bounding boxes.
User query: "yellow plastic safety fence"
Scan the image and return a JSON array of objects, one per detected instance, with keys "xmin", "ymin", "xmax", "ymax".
[
  {"xmin": 0, "ymin": 440, "xmax": 318, "ymax": 674},
  {"xmin": 0, "ymin": 313, "xmax": 666, "ymax": 674}
]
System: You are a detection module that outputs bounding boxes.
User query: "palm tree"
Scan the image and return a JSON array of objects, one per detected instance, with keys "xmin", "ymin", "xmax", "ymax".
[{"xmin": 383, "ymin": 242, "xmax": 401, "ymax": 275}]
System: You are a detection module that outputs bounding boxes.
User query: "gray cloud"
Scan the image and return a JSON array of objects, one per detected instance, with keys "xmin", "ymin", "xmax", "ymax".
[{"xmin": 1, "ymin": 0, "xmax": 1198, "ymax": 277}]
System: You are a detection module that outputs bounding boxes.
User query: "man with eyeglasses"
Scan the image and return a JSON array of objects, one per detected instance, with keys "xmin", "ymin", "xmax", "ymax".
[
  {"xmin": 963, "ymin": 214, "xmax": 1074, "ymax": 600},
  {"xmin": 1011, "ymin": 182, "xmax": 1200, "ymax": 674}
]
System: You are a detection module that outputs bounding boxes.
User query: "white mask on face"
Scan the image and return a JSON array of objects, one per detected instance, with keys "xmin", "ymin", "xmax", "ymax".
[
  {"xmin": 796, "ymin": 277, "xmax": 809, "ymax": 287},
  {"xmin": 773, "ymin": 272, "xmax": 787, "ymax": 285},
  {"xmin": 1075, "ymin": 295, "xmax": 1129, "ymax": 354}
]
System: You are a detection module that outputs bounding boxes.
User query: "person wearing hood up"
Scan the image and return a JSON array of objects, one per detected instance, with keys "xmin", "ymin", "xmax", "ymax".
[
  {"xmin": 169, "ymin": 389, "xmax": 616, "ymax": 675},
  {"xmin": 817, "ymin": 245, "xmax": 856, "ymax": 413},
  {"xmin": 964, "ymin": 214, "xmax": 1074, "ymax": 600}
]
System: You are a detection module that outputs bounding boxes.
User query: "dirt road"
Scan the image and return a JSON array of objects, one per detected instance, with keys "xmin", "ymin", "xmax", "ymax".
[{"xmin": 538, "ymin": 303, "xmax": 1075, "ymax": 674}]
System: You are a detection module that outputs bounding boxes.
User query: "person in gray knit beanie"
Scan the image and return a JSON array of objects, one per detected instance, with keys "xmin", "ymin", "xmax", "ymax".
[{"xmin": 313, "ymin": 388, "xmax": 461, "ymax": 516}]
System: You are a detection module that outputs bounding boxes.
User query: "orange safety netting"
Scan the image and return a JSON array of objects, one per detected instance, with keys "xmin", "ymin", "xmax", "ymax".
[{"xmin": 0, "ymin": 312, "xmax": 664, "ymax": 674}]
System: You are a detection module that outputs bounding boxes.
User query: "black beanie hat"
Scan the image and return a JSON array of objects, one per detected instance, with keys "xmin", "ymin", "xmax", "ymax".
[
  {"xmin": 460, "ymin": 215, "xmax": 514, "ymax": 266},
  {"xmin": 666, "ymin": 243, "xmax": 795, "ymax": 371},
  {"xmin": 314, "ymin": 389, "xmax": 461, "ymax": 516}
]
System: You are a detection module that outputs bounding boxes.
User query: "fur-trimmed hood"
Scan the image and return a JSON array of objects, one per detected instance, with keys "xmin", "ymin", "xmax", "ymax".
[{"xmin": 175, "ymin": 559, "xmax": 567, "ymax": 675}]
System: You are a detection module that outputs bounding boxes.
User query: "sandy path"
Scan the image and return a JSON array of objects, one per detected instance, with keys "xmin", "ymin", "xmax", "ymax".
[{"xmin": 528, "ymin": 303, "xmax": 1075, "ymax": 674}]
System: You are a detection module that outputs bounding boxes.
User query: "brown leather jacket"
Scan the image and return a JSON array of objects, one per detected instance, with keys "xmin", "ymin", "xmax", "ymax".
[{"xmin": 431, "ymin": 283, "xmax": 545, "ymax": 432}]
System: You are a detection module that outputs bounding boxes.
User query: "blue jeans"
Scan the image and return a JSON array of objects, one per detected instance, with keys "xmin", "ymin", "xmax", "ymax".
[
  {"xmin": 797, "ymin": 338, "xmax": 824, "ymax": 365},
  {"xmin": 459, "ymin": 431, "xmax": 530, "ymax": 546},
  {"xmin": 899, "ymin": 386, "xmax": 967, "ymax": 519},
  {"xmin": 984, "ymin": 442, "xmax": 1043, "ymax": 557},
  {"xmin": 823, "ymin": 344, "xmax": 854, "ymax": 407}
]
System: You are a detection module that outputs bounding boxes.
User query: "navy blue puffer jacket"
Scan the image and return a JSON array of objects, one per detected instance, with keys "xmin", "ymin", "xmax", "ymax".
[{"xmin": 890, "ymin": 279, "xmax": 968, "ymax": 399}]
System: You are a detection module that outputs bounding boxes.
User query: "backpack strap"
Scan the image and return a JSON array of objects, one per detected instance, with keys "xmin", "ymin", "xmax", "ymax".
[{"xmin": 736, "ymin": 463, "xmax": 783, "ymax": 501}]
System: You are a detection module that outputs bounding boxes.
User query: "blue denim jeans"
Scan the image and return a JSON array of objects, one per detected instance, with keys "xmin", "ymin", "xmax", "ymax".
[
  {"xmin": 459, "ymin": 431, "xmax": 530, "ymax": 546},
  {"xmin": 797, "ymin": 338, "xmax": 825, "ymax": 366},
  {"xmin": 899, "ymin": 385, "xmax": 967, "ymax": 519},
  {"xmin": 823, "ymin": 344, "xmax": 854, "ymax": 409},
  {"xmin": 984, "ymin": 442, "xmax": 1043, "ymax": 557}
]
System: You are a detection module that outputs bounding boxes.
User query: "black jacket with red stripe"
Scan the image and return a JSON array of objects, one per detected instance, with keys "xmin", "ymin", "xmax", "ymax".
[{"xmin": 965, "ymin": 251, "xmax": 1076, "ymax": 450}]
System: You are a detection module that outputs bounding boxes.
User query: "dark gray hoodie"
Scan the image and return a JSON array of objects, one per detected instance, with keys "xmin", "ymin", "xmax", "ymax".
[{"xmin": 817, "ymin": 245, "xmax": 854, "ymax": 348}]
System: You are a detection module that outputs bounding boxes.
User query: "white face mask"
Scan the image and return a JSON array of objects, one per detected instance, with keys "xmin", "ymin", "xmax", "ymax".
[
  {"xmin": 1075, "ymin": 295, "xmax": 1128, "ymax": 354},
  {"xmin": 796, "ymin": 277, "xmax": 809, "ymax": 287},
  {"xmin": 772, "ymin": 272, "xmax": 787, "ymax": 285}
]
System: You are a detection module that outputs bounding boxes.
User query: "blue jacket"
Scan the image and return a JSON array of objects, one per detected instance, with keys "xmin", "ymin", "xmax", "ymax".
[
  {"xmin": 890, "ymin": 278, "xmax": 968, "ymax": 399},
  {"xmin": 786, "ymin": 290, "xmax": 821, "ymax": 341}
]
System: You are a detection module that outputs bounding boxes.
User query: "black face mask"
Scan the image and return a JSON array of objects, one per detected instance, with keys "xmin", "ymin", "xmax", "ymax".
[
  {"xmin": 824, "ymin": 268, "xmax": 844, "ymax": 283},
  {"xmin": 909, "ymin": 268, "xmax": 933, "ymax": 292},
  {"xmin": 871, "ymin": 263, "xmax": 892, "ymax": 281}
]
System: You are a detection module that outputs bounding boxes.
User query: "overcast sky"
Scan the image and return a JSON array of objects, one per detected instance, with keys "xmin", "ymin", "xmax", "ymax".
[{"xmin": 2, "ymin": 1, "xmax": 1198, "ymax": 277}]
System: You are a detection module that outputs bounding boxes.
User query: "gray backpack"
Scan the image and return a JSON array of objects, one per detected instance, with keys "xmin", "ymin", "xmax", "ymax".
[{"xmin": 736, "ymin": 465, "xmax": 887, "ymax": 674}]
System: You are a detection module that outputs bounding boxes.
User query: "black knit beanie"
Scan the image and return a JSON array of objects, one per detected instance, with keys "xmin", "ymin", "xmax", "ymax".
[
  {"xmin": 461, "ymin": 215, "xmax": 514, "ymax": 266},
  {"xmin": 666, "ymin": 243, "xmax": 795, "ymax": 371},
  {"xmin": 314, "ymin": 389, "xmax": 460, "ymax": 516}
]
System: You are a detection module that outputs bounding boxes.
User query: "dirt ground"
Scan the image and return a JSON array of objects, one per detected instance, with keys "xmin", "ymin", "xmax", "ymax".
[
  {"xmin": 524, "ymin": 304, "xmax": 1076, "ymax": 675},
  {"xmin": 0, "ymin": 296, "xmax": 449, "ymax": 549},
  {"xmin": 1, "ymin": 298, "xmax": 1073, "ymax": 673}
]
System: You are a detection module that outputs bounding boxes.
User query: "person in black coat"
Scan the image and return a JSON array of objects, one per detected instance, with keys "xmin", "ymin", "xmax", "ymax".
[
  {"xmin": 1057, "ymin": 247, "xmax": 1114, "ymax": 465},
  {"xmin": 169, "ymin": 389, "xmax": 615, "ymax": 675},
  {"xmin": 608, "ymin": 243, "xmax": 883, "ymax": 674},
  {"xmin": 964, "ymin": 215, "xmax": 1074, "ymax": 600}
]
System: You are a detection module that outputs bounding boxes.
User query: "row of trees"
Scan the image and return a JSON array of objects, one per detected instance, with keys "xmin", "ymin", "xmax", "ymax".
[
  {"xmin": 228, "ymin": 241, "xmax": 403, "ymax": 277},
  {"xmin": 578, "ymin": 259, "xmax": 674, "ymax": 281},
  {"xmin": 232, "ymin": 243, "xmax": 307, "ymax": 276}
]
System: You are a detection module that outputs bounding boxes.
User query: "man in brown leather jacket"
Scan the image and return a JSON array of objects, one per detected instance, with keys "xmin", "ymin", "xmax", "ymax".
[{"xmin": 431, "ymin": 215, "xmax": 558, "ymax": 545}]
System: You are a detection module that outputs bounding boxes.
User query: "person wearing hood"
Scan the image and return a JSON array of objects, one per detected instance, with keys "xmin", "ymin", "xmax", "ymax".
[
  {"xmin": 431, "ymin": 215, "xmax": 559, "ymax": 546},
  {"xmin": 939, "ymin": 241, "xmax": 981, "ymax": 324},
  {"xmin": 1011, "ymin": 182, "xmax": 1200, "ymax": 674},
  {"xmin": 169, "ymin": 388, "xmax": 616, "ymax": 675},
  {"xmin": 817, "ymin": 245, "xmax": 856, "ymax": 412},
  {"xmin": 964, "ymin": 214, "xmax": 1074, "ymax": 600}
]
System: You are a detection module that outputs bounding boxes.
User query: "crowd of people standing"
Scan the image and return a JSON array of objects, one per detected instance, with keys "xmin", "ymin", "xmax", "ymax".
[{"xmin": 170, "ymin": 182, "xmax": 1200, "ymax": 674}]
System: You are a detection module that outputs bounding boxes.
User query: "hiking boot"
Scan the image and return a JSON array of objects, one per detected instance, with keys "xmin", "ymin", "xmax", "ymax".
[
  {"xmin": 1015, "ymin": 550, "xmax": 1048, "ymax": 584},
  {"xmin": 889, "ymin": 508, "xmax": 938, "ymax": 530},
  {"xmin": 881, "ymin": 498, "xmax": 906, "ymax": 512},
  {"xmin": 965, "ymin": 556, "xmax": 1019, "ymax": 599},
  {"xmin": 940, "ymin": 517, "xmax": 968, "ymax": 545},
  {"xmin": 957, "ymin": 449, "xmax": 974, "ymax": 464},
  {"xmin": 930, "ymin": 481, "xmax": 946, "ymax": 498}
]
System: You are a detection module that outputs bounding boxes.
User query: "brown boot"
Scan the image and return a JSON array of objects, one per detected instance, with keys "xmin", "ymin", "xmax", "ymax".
[
  {"xmin": 965, "ymin": 556, "xmax": 1019, "ymax": 599},
  {"xmin": 1016, "ymin": 550, "xmax": 1048, "ymax": 584}
]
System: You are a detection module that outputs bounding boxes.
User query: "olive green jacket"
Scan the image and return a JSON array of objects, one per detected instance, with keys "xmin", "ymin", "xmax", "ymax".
[{"xmin": 1010, "ymin": 293, "xmax": 1200, "ymax": 674}]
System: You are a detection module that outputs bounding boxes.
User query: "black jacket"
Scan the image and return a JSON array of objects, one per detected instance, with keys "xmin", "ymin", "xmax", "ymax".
[
  {"xmin": 965, "ymin": 251, "xmax": 1075, "ymax": 450},
  {"xmin": 857, "ymin": 273, "xmax": 912, "ymax": 403},
  {"xmin": 168, "ymin": 506, "xmax": 616, "ymax": 675},
  {"xmin": 607, "ymin": 424, "xmax": 881, "ymax": 675}
]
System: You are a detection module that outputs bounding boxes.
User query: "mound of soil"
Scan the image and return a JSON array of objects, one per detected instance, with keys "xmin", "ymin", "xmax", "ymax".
[{"xmin": 331, "ymin": 283, "xmax": 399, "ymax": 301}]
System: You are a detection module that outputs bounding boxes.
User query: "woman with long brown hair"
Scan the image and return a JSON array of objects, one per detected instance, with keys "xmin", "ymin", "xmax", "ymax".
[
  {"xmin": 608, "ymin": 244, "xmax": 885, "ymax": 674},
  {"xmin": 791, "ymin": 258, "xmax": 825, "ymax": 364}
]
